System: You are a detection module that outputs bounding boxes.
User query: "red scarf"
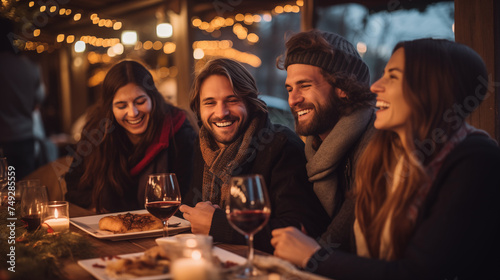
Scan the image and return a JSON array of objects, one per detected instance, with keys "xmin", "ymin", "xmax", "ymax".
[{"xmin": 130, "ymin": 109, "xmax": 186, "ymax": 176}]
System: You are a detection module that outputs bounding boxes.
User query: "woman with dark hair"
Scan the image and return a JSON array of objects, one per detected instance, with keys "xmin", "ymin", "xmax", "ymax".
[
  {"xmin": 65, "ymin": 60, "xmax": 196, "ymax": 213},
  {"xmin": 271, "ymin": 39, "xmax": 500, "ymax": 279}
]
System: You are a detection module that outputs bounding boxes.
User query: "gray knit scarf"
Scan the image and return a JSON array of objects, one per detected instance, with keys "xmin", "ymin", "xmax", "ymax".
[
  {"xmin": 305, "ymin": 107, "xmax": 373, "ymax": 217},
  {"xmin": 199, "ymin": 116, "xmax": 261, "ymax": 209}
]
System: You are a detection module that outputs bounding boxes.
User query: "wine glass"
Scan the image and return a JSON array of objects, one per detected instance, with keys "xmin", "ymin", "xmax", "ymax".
[
  {"xmin": 226, "ymin": 174, "xmax": 271, "ymax": 278},
  {"xmin": 145, "ymin": 173, "xmax": 181, "ymax": 237},
  {"xmin": 19, "ymin": 180, "xmax": 48, "ymax": 231}
]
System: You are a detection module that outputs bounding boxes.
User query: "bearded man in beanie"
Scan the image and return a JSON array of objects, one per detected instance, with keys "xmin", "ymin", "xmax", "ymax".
[
  {"xmin": 180, "ymin": 58, "xmax": 329, "ymax": 253},
  {"xmin": 272, "ymin": 30, "xmax": 376, "ymax": 253}
]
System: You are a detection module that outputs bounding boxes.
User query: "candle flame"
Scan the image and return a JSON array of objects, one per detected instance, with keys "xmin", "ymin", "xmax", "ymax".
[
  {"xmin": 191, "ymin": 250, "xmax": 202, "ymax": 260},
  {"xmin": 54, "ymin": 208, "xmax": 59, "ymax": 219}
]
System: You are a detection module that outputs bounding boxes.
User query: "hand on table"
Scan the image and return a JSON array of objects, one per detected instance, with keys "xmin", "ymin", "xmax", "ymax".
[
  {"xmin": 271, "ymin": 226, "xmax": 321, "ymax": 268},
  {"xmin": 179, "ymin": 201, "xmax": 220, "ymax": 235}
]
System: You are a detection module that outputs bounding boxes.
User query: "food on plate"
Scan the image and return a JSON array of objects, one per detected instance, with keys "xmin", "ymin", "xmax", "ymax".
[
  {"xmin": 105, "ymin": 247, "xmax": 170, "ymax": 278},
  {"xmin": 98, "ymin": 212, "xmax": 163, "ymax": 233},
  {"xmin": 103, "ymin": 246, "xmax": 241, "ymax": 278}
]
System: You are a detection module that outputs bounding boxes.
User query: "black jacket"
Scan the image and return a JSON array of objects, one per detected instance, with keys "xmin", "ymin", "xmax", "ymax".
[
  {"xmin": 305, "ymin": 134, "xmax": 500, "ymax": 280},
  {"xmin": 183, "ymin": 118, "xmax": 330, "ymax": 253}
]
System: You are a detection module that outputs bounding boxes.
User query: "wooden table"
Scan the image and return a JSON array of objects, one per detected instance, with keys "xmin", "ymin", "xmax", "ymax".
[{"xmin": 64, "ymin": 204, "xmax": 258, "ymax": 280}]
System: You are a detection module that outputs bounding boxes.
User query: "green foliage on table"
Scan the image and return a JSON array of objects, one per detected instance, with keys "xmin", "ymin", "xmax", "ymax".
[{"xmin": 0, "ymin": 208, "xmax": 95, "ymax": 280}]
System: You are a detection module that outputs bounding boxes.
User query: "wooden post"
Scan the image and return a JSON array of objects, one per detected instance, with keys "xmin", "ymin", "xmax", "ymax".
[
  {"xmin": 170, "ymin": 0, "xmax": 193, "ymax": 111},
  {"xmin": 455, "ymin": 0, "xmax": 499, "ymax": 142},
  {"xmin": 301, "ymin": 0, "xmax": 316, "ymax": 31}
]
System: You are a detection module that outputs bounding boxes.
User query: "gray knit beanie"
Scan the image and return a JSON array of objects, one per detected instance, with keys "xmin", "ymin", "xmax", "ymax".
[{"xmin": 284, "ymin": 30, "xmax": 370, "ymax": 85}]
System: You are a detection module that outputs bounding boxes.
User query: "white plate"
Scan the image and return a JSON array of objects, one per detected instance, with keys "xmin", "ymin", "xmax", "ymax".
[
  {"xmin": 70, "ymin": 210, "xmax": 191, "ymax": 241},
  {"xmin": 77, "ymin": 247, "xmax": 246, "ymax": 280}
]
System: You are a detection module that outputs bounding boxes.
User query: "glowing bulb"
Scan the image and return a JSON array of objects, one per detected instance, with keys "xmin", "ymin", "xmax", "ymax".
[
  {"xmin": 192, "ymin": 18, "xmax": 202, "ymax": 27},
  {"xmin": 156, "ymin": 23, "xmax": 173, "ymax": 38},
  {"xmin": 193, "ymin": 48, "xmax": 204, "ymax": 59},
  {"xmin": 74, "ymin": 41, "xmax": 86, "ymax": 53},
  {"xmin": 67, "ymin": 35, "xmax": 75, "ymax": 43},
  {"xmin": 121, "ymin": 31, "xmax": 137, "ymax": 45},
  {"xmin": 112, "ymin": 43, "xmax": 124, "ymax": 55}
]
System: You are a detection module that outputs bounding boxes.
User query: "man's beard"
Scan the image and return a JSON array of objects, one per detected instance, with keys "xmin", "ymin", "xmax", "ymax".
[
  {"xmin": 204, "ymin": 115, "xmax": 246, "ymax": 146},
  {"xmin": 293, "ymin": 95, "xmax": 341, "ymax": 136}
]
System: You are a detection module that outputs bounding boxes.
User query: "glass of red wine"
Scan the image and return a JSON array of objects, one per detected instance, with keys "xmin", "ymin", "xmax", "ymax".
[
  {"xmin": 145, "ymin": 173, "xmax": 181, "ymax": 237},
  {"xmin": 227, "ymin": 174, "xmax": 271, "ymax": 278},
  {"xmin": 19, "ymin": 180, "xmax": 48, "ymax": 231}
]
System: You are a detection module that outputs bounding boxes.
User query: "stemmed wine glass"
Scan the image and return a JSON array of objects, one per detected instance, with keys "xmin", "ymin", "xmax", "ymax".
[
  {"xmin": 145, "ymin": 173, "xmax": 181, "ymax": 237},
  {"xmin": 226, "ymin": 174, "xmax": 271, "ymax": 278}
]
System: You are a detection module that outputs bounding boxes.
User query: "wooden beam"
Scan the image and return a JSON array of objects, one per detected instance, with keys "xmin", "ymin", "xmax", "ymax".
[
  {"xmin": 59, "ymin": 47, "xmax": 72, "ymax": 133},
  {"xmin": 455, "ymin": 0, "xmax": 499, "ymax": 142},
  {"xmin": 301, "ymin": 0, "xmax": 315, "ymax": 31},
  {"xmin": 170, "ymin": 0, "xmax": 193, "ymax": 111}
]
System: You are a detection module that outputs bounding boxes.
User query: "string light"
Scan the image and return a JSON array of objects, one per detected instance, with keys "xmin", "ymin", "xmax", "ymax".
[
  {"xmin": 66, "ymin": 35, "xmax": 75, "ymax": 43},
  {"xmin": 143, "ymin": 41, "xmax": 153, "ymax": 50},
  {"xmin": 193, "ymin": 48, "xmax": 204, "ymax": 59},
  {"xmin": 235, "ymin": 14, "xmax": 244, "ymax": 21},
  {"xmin": 113, "ymin": 22, "xmax": 122, "ymax": 30},
  {"xmin": 74, "ymin": 41, "xmax": 86, "ymax": 53},
  {"xmin": 247, "ymin": 33, "xmax": 259, "ymax": 43},
  {"xmin": 192, "ymin": 18, "xmax": 202, "ymax": 27},
  {"xmin": 153, "ymin": 41, "xmax": 163, "ymax": 50},
  {"xmin": 18, "ymin": 2, "xmax": 295, "ymax": 55},
  {"xmin": 191, "ymin": 4, "xmax": 299, "ymax": 44},
  {"xmin": 163, "ymin": 42, "xmax": 176, "ymax": 54}
]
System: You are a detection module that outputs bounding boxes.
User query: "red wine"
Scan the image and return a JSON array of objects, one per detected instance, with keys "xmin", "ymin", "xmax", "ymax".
[
  {"xmin": 228, "ymin": 210, "xmax": 270, "ymax": 235},
  {"xmin": 146, "ymin": 201, "xmax": 181, "ymax": 220},
  {"xmin": 22, "ymin": 214, "xmax": 41, "ymax": 231}
]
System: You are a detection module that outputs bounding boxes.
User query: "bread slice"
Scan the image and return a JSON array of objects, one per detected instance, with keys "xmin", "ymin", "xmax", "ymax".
[{"xmin": 99, "ymin": 212, "xmax": 163, "ymax": 233}]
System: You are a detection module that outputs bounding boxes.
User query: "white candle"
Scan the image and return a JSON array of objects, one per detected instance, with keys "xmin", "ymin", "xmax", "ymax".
[
  {"xmin": 44, "ymin": 217, "xmax": 69, "ymax": 232},
  {"xmin": 43, "ymin": 205, "xmax": 70, "ymax": 232},
  {"xmin": 171, "ymin": 258, "xmax": 215, "ymax": 280}
]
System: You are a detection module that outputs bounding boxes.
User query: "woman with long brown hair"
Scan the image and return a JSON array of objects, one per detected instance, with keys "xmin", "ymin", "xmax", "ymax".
[
  {"xmin": 271, "ymin": 38, "xmax": 500, "ymax": 279},
  {"xmin": 65, "ymin": 60, "xmax": 196, "ymax": 213}
]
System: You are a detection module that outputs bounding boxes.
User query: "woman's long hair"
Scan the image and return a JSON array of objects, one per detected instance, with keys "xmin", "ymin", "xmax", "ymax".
[
  {"xmin": 355, "ymin": 39, "xmax": 488, "ymax": 259},
  {"xmin": 78, "ymin": 60, "xmax": 170, "ymax": 212}
]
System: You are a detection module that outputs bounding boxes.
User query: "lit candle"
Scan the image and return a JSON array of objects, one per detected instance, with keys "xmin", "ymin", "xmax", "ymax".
[
  {"xmin": 171, "ymin": 249, "xmax": 218, "ymax": 280},
  {"xmin": 171, "ymin": 258, "xmax": 210, "ymax": 280},
  {"xmin": 43, "ymin": 201, "xmax": 70, "ymax": 232},
  {"xmin": 44, "ymin": 209, "xmax": 69, "ymax": 232}
]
